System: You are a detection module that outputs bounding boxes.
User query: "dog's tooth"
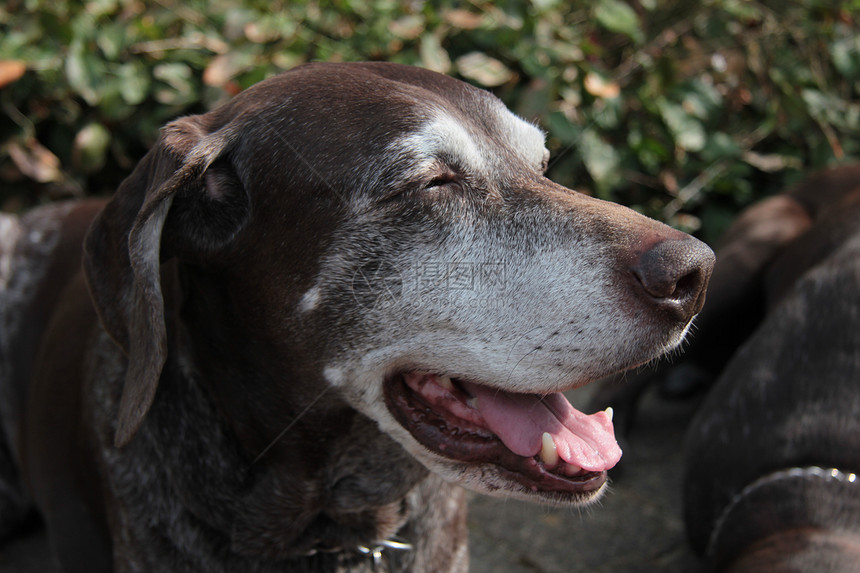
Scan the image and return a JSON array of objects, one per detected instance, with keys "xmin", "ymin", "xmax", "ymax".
[
  {"xmin": 540, "ymin": 432, "xmax": 559, "ymax": 468},
  {"xmin": 467, "ymin": 397, "xmax": 479, "ymax": 409},
  {"xmin": 437, "ymin": 375, "xmax": 454, "ymax": 391},
  {"xmin": 563, "ymin": 462, "xmax": 583, "ymax": 476},
  {"xmin": 605, "ymin": 407, "xmax": 614, "ymax": 422}
]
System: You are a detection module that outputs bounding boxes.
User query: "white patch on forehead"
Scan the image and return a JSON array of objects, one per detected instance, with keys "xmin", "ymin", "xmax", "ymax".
[
  {"xmin": 394, "ymin": 110, "xmax": 487, "ymax": 177},
  {"xmin": 495, "ymin": 106, "xmax": 548, "ymax": 169},
  {"xmin": 298, "ymin": 285, "xmax": 321, "ymax": 313},
  {"xmin": 389, "ymin": 102, "xmax": 547, "ymax": 181}
]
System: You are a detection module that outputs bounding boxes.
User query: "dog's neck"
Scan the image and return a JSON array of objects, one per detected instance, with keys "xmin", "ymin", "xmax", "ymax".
[{"xmin": 139, "ymin": 265, "xmax": 438, "ymax": 563}]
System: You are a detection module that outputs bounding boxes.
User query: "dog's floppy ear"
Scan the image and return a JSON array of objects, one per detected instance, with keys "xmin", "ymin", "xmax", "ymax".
[{"xmin": 84, "ymin": 115, "xmax": 246, "ymax": 447}]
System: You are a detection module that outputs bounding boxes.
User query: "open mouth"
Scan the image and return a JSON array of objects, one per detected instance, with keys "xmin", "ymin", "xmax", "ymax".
[{"xmin": 383, "ymin": 371, "xmax": 622, "ymax": 497}]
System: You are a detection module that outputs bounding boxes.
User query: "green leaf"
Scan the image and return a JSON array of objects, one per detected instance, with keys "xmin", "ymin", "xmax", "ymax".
[
  {"xmin": 721, "ymin": 0, "xmax": 763, "ymax": 24},
  {"xmin": 831, "ymin": 34, "xmax": 860, "ymax": 79},
  {"xmin": 657, "ymin": 98, "xmax": 706, "ymax": 152},
  {"xmin": 117, "ymin": 62, "xmax": 150, "ymax": 106},
  {"xmin": 72, "ymin": 122, "xmax": 111, "ymax": 174},
  {"xmin": 678, "ymin": 79, "xmax": 722, "ymax": 120},
  {"xmin": 545, "ymin": 111, "xmax": 582, "ymax": 145},
  {"xmin": 594, "ymin": 0, "xmax": 644, "ymax": 44},
  {"xmin": 530, "ymin": 0, "xmax": 561, "ymax": 12},
  {"xmin": 153, "ymin": 63, "xmax": 195, "ymax": 106},
  {"xmin": 420, "ymin": 33, "xmax": 451, "ymax": 74},
  {"xmin": 455, "ymin": 52, "xmax": 514, "ymax": 87},
  {"xmin": 96, "ymin": 23, "xmax": 126, "ymax": 60},
  {"xmin": 628, "ymin": 127, "xmax": 670, "ymax": 172},
  {"xmin": 65, "ymin": 40, "xmax": 101, "ymax": 105},
  {"xmin": 701, "ymin": 132, "xmax": 741, "ymax": 163},
  {"xmin": 580, "ymin": 128, "xmax": 621, "ymax": 195},
  {"xmin": 389, "ymin": 15, "xmax": 425, "ymax": 40}
]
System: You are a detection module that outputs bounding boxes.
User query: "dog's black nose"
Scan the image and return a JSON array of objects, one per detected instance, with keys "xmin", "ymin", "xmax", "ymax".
[{"xmin": 632, "ymin": 238, "xmax": 715, "ymax": 321}]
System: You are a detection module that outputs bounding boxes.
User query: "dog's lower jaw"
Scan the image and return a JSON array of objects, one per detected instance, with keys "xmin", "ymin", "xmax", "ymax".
[{"xmin": 456, "ymin": 464, "xmax": 610, "ymax": 507}]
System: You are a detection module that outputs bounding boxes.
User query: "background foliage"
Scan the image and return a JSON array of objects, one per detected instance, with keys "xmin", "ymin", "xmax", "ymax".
[{"xmin": 1, "ymin": 0, "xmax": 857, "ymax": 242}]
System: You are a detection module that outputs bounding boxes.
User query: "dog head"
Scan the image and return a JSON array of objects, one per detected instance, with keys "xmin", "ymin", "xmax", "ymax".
[{"xmin": 84, "ymin": 62, "xmax": 713, "ymax": 507}]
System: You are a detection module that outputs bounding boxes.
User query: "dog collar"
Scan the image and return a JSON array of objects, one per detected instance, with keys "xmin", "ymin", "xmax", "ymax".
[
  {"xmin": 300, "ymin": 537, "xmax": 412, "ymax": 571},
  {"xmin": 707, "ymin": 466, "xmax": 860, "ymax": 565}
]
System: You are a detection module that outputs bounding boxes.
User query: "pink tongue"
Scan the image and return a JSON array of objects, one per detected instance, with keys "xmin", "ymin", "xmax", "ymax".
[{"xmin": 461, "ymin": 382, "xmax": 622, "ymax": 472}]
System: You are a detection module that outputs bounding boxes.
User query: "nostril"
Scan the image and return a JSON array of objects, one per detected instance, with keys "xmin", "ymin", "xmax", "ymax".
[
  {"xmin": 633, "ymin": 266, "xmax": 690, "ymax": 300},
  {"xmin": 633, "ymin": 238, "xmax": 715, "ymax": 318},
  {"xmin": 673, "ymin": 270, "xmax": 702, "ymax": 301}
]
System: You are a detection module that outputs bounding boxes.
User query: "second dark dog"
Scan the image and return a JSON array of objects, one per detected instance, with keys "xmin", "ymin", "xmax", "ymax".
[{"xmin": 683, "ymin": 165, "xmax": 860, "ymax": 572}]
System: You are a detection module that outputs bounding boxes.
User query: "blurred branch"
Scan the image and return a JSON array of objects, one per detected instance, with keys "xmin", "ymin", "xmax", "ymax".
[
  {"xmin": 131, "ymin": 34, "xmax": 229, "ymax": 55},
  {"xmin": 662, "ymin": 125, "xmax": 771, "ymax": 220}
]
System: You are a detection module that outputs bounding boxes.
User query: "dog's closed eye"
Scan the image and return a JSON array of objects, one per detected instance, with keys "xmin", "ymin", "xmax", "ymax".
[{"xmin": 423, "ymin": 172, "xmax": 461, "ymax": 192}]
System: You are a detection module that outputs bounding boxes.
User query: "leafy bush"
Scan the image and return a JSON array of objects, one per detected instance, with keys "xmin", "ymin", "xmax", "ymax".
[{"xmin": 2, "ymin": 0, "xmax": 857, "ymax": 242}]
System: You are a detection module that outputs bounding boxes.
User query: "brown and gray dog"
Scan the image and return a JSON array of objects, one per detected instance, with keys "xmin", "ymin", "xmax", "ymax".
[
  {"xmin": 0, "ymin": 62, "xmax": 713, "ymax": 572},
  {"xmin": 683, "ymin": 165, "xmax": 860, "ymax": 572}
]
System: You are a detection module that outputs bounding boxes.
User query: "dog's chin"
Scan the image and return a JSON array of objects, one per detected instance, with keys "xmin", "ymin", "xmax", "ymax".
[
  {"xmin": 381, "ymin": 371, "xmax": 619, "ymax": 506},
  {"xmin": 424, "ymin": 451, "xmax": 609, "ymax": 507}
]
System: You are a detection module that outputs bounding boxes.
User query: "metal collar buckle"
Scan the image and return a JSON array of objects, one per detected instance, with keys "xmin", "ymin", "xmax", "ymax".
[{"xmin": 355, "ymin": 538, "xmax": 412, "ymax": 572}]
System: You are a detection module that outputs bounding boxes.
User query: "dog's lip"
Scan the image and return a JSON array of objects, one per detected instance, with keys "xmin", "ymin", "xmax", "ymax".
[{"xmin": 382, "ymin": 371, "xmax": 621, "ymax": 495}]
